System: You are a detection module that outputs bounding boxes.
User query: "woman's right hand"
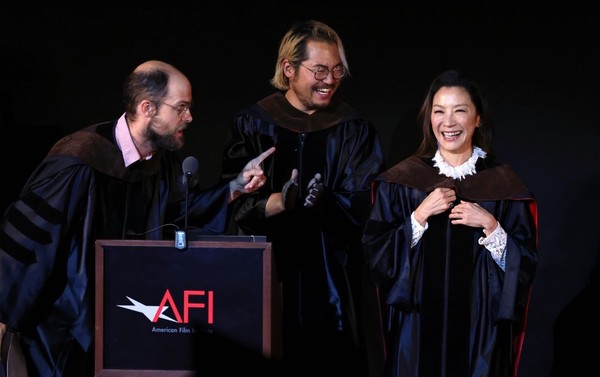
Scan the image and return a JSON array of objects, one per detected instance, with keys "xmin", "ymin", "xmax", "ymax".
[{"xmin": 413, "ymin": 187, "xmax": 456, "ymax": 226}]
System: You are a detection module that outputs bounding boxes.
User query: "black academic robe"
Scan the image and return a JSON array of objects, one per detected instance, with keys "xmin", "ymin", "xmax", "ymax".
[
  {"xmin": 362, "ymin": 155, "xmax": 538, "ymax": 377},
  {"xmin": 0, "ymin": 121, "xmax": 230, "ymax": 377},
  {"xmin": 221, "ymin": 92, "xmax": 385, "ymax": 375}
]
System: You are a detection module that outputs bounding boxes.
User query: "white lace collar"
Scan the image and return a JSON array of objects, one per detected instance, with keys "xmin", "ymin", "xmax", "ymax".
[{"xmin": 432, "ymin": 146, "xmax": 487, "ymax": 180}]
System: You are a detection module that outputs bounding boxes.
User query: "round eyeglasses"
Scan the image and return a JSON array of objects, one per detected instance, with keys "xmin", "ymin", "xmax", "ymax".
[{"xmin": 300, "ymin": 63, "xmax": 347, "ymax": 81}]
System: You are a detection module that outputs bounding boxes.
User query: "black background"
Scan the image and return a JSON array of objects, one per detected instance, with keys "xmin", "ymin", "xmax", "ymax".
[{"xmin": 1, "ymin": 1, "xmax": 599, "ymax": 376}]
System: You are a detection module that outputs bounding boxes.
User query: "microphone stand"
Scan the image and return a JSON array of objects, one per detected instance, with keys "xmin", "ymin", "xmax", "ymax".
[
  {"xmin": 184, "ymin": 173, "xmax": 190, "ymax": 231},
  {"xmin": 175, "ymin": 172, "xmax": 192, "ymax": 250},
  {"xmin": 177, "ymin": 156, "xmax": 198, "ymax": 250}
]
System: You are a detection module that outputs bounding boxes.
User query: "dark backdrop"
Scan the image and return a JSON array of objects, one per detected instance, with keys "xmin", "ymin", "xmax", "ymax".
[{"xmin": 1, "ymin": 1, "xmax": 598, "ymax": 376}]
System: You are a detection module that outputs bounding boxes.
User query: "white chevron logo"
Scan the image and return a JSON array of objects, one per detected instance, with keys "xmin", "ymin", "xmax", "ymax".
[{"xmin": 117, "ymin": 296, "xmax": 177, "ymax": 322}]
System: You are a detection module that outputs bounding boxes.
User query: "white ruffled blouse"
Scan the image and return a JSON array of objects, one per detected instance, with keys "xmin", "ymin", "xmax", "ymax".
[{"xmin": 410, "ymin": 147, "xmax": 507, "ymax": 270}]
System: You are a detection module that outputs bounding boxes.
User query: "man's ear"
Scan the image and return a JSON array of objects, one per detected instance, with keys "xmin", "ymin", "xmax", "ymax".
[
  {"xmin": 142, "ymin": 101, "xmax": 155, "ymax": 117},
  {"xmin": 283, "ymin": 60, "xmax": 294, "ymax": 77}
]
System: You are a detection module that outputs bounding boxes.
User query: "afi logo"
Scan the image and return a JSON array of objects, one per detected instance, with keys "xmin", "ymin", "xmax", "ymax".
[{"xmin": 118, "ymin": 289, "xmax": 214, "ymax": 324}]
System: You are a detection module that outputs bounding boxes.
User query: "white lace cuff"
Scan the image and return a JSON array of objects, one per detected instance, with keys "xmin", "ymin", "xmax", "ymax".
[
  {"xmin": 410, "ymin": 212, "xmax": 428, "ymax": 248},
  {"xmin": 478, "ymin": 222, "xmax": 507, "ymax": 270}
]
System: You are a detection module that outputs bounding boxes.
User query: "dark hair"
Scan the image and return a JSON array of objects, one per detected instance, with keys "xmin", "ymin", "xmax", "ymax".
[
  {"xmin": 415, "ymin": 70, "xmax": 494, "ymax": 159},
  {"xmin": 122, "ymin": 69, "xmax": 170, "ymax": 121}
]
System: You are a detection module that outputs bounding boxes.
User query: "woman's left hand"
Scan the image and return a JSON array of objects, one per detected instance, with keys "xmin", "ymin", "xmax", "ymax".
[{"xmin": 449, "ymin": 200, "xmax": 497, "ymax": 234}]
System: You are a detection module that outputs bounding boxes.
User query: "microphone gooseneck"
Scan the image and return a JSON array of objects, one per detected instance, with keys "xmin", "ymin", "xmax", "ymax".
[{"xmin": 177, "ymin": 156, "xmax": 199, "ymax": 250}]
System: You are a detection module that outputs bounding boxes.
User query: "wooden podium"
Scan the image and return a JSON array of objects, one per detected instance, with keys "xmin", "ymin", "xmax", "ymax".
[{"xmin": 94, "ymin": 238, "xmax": 280, "ymax": 376}]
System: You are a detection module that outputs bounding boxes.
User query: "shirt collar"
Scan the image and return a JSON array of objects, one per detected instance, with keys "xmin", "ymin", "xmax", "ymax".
[{"xmin": 115, "ymin": 113, "xmax": 153, "ymax": 167}]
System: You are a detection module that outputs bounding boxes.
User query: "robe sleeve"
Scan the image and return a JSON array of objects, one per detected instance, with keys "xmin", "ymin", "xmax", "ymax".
[
  {"xmin": 322, "ymin": 120, "xmax": 384, "ymax": 228},
  {"xmin": 0, "ymin": 157, "xmax": 95, "ymax": 337},
  {"xmin": 497, "ymin": 198, "xmax": 538, "ymax": 321},
  {"xmin": 219, "ymin": 113, "xmax": 273, "ymax": 235},
  {"xmin": 362, "ymin": 180, "xmax": 423, "ymax": 308}
]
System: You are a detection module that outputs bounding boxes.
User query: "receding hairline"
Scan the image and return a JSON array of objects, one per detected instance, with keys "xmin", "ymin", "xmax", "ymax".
[{"xmin": 133, "ymin": 60, "xmax": 182, "ymax": 76}]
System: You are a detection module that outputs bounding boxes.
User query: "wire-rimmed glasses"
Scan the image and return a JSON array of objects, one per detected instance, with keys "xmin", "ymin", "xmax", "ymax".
[
  {"xmin": 160, "ymin": 101, "xmax": 193, "ymax": 116},
  {"xmin": 300, "ymin": 63, "xmax": 347, "ymax": 81}
]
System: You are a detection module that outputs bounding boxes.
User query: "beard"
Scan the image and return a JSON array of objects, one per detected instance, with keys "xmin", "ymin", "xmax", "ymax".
[{"xmin": 146, "ymin": 119, "xmax": 185, "ymax": 151}]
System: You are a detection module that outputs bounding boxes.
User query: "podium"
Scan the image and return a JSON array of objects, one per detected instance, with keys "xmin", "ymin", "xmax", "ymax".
[{"xmin": 94, "ymin": 238, "xmax": 280, "ymax": 376}]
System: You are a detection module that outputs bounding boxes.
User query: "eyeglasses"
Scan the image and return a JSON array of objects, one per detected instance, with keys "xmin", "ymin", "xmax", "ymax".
[
  {"xmin": 300, "ymin": 63, "xmax": 347, "ymax": 81},
  {"xmin": 160, "ymin": 101, "xmax": 193, "ymax": 116}
]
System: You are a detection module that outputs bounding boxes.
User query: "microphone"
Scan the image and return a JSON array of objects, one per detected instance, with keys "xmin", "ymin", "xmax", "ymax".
[
  {"xmin": 176, "ymin": 156, "xmax": 199, "ymax": 250},
  {"xmin": 182, "ymin": 156, "xmax": 199, "ymax": 188}
]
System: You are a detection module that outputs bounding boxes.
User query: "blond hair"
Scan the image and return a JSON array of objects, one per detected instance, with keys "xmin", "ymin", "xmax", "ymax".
[{"xmin": 270, "ymin": 20, "xmax": 350, "ymax": 91}]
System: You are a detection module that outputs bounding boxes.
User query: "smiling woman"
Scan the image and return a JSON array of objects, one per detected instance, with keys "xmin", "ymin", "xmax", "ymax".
[{"xmin": 362, "ymin": 70, "xmax": 538, "ymax": 377}]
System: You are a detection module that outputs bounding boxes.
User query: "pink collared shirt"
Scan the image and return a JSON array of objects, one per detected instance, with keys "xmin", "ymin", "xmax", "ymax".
[{"xmin": 115, "ymin": 113, "xmax": 153, "ymax": 167}]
